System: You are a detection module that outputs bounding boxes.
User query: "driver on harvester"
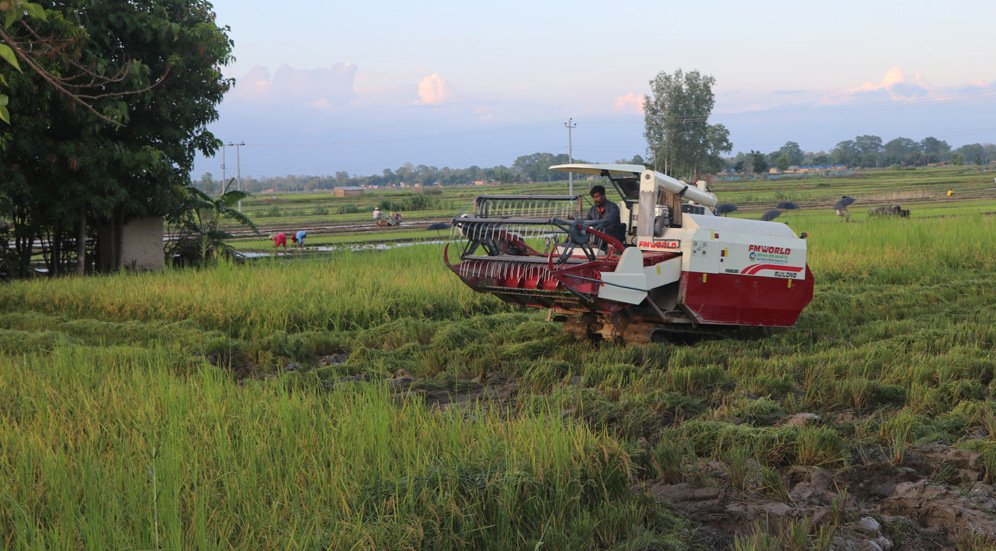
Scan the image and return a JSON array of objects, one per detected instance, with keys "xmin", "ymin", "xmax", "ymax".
[{"xmin": 587, "ymin": 185, "xmax": 626, "ymax": 247}]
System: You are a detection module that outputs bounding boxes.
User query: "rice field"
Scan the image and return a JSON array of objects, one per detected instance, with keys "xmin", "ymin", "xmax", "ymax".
[{"xmin": 1, "ymin": 168, "xmax": 995, "ymax": 549}]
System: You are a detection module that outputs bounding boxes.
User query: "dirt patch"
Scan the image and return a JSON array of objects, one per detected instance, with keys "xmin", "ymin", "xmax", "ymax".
[
  {"xmin": 392, "ymin": 370, "xmax": 519, "ymax": 410},
  {"xmin": 645, "ymin": 445, "xmax": 996, "ymax": 550},
  {"xmin": 319, "ymin": 365, "xmax": 519, "ymax": 410}
]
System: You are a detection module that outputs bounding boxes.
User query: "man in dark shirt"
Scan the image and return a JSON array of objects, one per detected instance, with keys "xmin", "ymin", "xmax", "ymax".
[{"xmin": 587, "ymin": 185, "xmax": 626, "ymax": 246}]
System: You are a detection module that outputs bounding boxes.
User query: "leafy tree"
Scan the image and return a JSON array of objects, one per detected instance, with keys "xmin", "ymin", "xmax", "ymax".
[
  {"xmin": 702, "ymin": 123, "xmax": 732, "ymax": 173},
  {"xmin": 920, "ymin": 137, "xmax": 950, "ymax": 164},
  {"xmin": 396, "ymin": 162, "xmax": 414, "ymax": 184},
  {"xmin": 831, "ymin": 140, "xmax": 859, "ymax": 167},
  {"xmin": 771, "ymin": 141, "xmax": 804, "ymax": 167},
  {"xmin": 512, "ymin": 152, "xmax": 570, "ymax": 181},
  {"xmin": 644, "ymin": 69, "xmax": 732, "ymax": 180},
  {"xmin": 0, "ymin": 0, "xmax": 233, "ymax": 275},
  {"xmin": 748, "ymin": 150, "xmax": 769, "ymax": 174},
  {"xmin": 0, "ymin": 1, "xmax": 48, "ymax": 123},
  {"xmin": 855, "ymin": 135, "xmax": 883, "ymax": 167},
  {"xmin": 490, "ymin": 166, "xmax": 514, "ymax": 184},
  {"xmin": 166, "ymin": 182, "xmax": 257, "ymax": 265},
  {"xmin": 883, "ymin": 137, "xmax": 921, "ymax": 167},
  {"xmin": 810, "ymin": 153, "xmax": 831, "ymax": 166},
  {"xmin": 954, "ymin": 143, "xmax": 988, "ymax": 165},
  {"xmin": 0, "ymin": 0, "xmax": 162, "ymax": 126}
]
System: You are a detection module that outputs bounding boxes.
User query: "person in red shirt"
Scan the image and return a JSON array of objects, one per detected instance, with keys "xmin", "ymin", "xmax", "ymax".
[{"xmin": 272, "ymin": 232, "xmax": 288, "ymax": 249}]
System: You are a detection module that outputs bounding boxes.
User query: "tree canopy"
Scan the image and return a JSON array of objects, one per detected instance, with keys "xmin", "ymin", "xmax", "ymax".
[
  {"xmin": 0, "ymin": 0, "xmax": 233, "ymax": 276},
  {"xmin": 644, "ymin": 69, "xmax": 731, "ymax": 180}
]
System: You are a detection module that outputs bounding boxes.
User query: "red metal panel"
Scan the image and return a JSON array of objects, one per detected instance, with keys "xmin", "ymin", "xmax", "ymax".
[{"xmin": 678, "ymin": 266, "xmax": 815, "ymax": 327}]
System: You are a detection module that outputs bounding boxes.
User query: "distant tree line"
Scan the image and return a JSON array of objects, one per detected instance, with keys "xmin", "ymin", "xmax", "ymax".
[
  {"xmin": 731, "ymin": 137, "xmax": 995, "ymax": 174},
  {"xmin": 198, "ymin": 152, "xmax": 648, "ymax": 194},
  {"xmin": 200, "ymin": 134, "xmax": 994, "ymax": 194}
]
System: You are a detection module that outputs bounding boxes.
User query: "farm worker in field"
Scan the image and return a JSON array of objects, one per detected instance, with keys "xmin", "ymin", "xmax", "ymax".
[
  {"xmin": 946, "ymin": 188, "xmax": 954, "ymax": 197},
  {"xmin": 587, "ymin": 185, "xmax": 626, "ymax": 247},
  {"xmin": 272, "ymin": 232, "xmax": 287, "ymax": 249},
  {"xmin": 390, "ymin": 212, "xmax": 402, "ymax": 226},
  {"xmin": 372, "ymin": 207, "xmax": 382, "ymax": 221},
  {"xmin": 294, "ymin": 230, "xmax": 307, "ymax": 248}
]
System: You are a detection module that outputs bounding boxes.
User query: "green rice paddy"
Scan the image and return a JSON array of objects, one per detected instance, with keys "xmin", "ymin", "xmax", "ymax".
[{"xmin": 1, "ymin": 166, "xmax": 994, "ymax": 549}]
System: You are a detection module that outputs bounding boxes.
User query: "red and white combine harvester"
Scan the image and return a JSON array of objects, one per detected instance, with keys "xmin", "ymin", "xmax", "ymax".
[{"xmin": 445, "ymin": 164, "xmax": 814, "ymax": 344}]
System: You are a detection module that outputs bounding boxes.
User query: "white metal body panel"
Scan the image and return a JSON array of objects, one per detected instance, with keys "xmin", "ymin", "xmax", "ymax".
[
  {"xmin": 670, "ymin": 215, "xmax": 808, "ymax": 280},
  {"xmin": 549, "ymin": 163, "xmax": 646, "ymax": 177},
  {"xmin": 598, "ymin": 248, "xmax": 682, "ymax": 304},
  {"xmin": 640, "ymin": 170, "xmax": 717, "ymax": 207},
  {"xmin": 630, "ymin": 214, "xmax": 807, "ymax": 280}
]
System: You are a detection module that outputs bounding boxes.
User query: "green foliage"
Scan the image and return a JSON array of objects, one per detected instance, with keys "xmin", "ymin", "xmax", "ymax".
[
  {"xmin": 512, "ymin": 151, "xmax": 572, "ymax": 181},
  {"xmin": 166, "ymin": 183, "xmax": 259, "ymax": 265},
  {"xmin": 0, "ymin": 42, "xmax": 18, "ymax": 72},
  {"xmin": 0, "ymin": 0, "xmax": 45, "ymax": 123},
  {"xmin": 644, "ymin": 68, "xmax": 731, "ymax": 179},
  {"xmin": 0, "ymin": 349, "xmax": 690, "ymax": 549},
  {"xmin": 0, "ymin": 192, "xmax": 994, "ymax": 547},
  {"xmin": 749, "ymin": 149, "xmax": 769, "ymax": 174},
  {"xmin": 823, "ymin": 134, "xmax": 974, "ymax": 168},
  {"xmin": 378, "ymin": 192, "xmax": 441, "ymax": 211},
  {"xmin": 0, "ymin": 0, "xmax": 233, "ymax": 273}
]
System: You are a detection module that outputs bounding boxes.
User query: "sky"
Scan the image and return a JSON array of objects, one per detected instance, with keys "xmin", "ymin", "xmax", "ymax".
[{"xmin": 193, "ymin": 0, "xmax": 996, "ymax": 178}]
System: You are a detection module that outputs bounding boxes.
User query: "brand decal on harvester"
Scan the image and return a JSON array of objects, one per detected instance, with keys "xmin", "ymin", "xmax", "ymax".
[
  {"xmin": 747, "ymin": 243, "xmax": 791, "ymax": 264},
  {"xmin": 638, "ymin": 240, "xmax": 680, "ymax": 249},
  {"xmin": 748, "ymin": 244, "xmax": 791, "ymax": 255}
]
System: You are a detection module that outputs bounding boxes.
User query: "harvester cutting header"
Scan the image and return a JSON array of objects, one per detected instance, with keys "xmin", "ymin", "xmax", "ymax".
[{"xmin": 445, "ymin": 164, "xmax": 814, "ymax": 344}]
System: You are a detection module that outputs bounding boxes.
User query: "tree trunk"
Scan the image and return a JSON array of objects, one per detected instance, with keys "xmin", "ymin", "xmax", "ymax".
[
  {"xmin": 115, "ymin": 209, "xmax": 124, "ymax": 269},
  {"xmin": 76, "ymin": 207, "xmax": 86, "ymax": 275},
  {"xmin": 49, "ymin": 224, "xmax": 61, "ymax": 277},
  {"xmin": 13, "ymin": 210, "xmax": 35, "ymax": 277}
]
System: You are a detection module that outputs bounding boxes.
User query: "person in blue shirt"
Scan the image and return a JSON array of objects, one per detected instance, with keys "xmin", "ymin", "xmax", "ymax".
[
  {"xmin": 293, "ymin": 230, "xmax": 307, "ymax": 249},
  {"xmin": 587, "ymin": 185, "xmax": 626, "ymax": 246}
]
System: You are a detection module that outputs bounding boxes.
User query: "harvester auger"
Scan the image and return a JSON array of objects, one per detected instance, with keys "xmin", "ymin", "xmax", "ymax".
[{"xmin": 444, "ymin": 164, "xmax": 814, "ymax": 344}]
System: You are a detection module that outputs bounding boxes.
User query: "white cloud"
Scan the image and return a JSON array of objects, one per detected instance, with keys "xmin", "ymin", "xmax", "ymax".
[
  {"xmin": 229, "ymin": 63, "xmax": 358, "ymax": 108},
  {"xmin": 613, "ymin": 92, "xmax": 644, "ymax": 114},
  {"xmin": 820, "ymin": 67, "xmax": 929, "ymax": 105},
  {"xmin": 417, "ymin": 73, "xmax": 452, "ymax": 105}
]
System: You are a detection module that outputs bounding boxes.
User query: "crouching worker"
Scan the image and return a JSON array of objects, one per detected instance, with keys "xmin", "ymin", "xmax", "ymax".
[{"xmin": 272, "ymin": 232, "xmax": 288, "ymax": 250}]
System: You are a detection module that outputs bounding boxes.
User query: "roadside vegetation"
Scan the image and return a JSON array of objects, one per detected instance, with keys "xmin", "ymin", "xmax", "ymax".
[{"xmin": 1, "ymin": 170, "xmax": 995, "ymax": 548}]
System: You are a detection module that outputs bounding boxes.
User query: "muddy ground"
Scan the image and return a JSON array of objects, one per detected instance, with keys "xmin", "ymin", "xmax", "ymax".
[
  {"xmin": 646, "ymin": 444, "xmax": 995, "ymax": 550},
  {"xmin": 332, "ymin": 364, "xmax": 996, "ymax": 550}
]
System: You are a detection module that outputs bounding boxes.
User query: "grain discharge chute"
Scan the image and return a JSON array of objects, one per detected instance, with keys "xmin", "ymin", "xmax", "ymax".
[{"xmin": 445, "ymin": 164, "xmax": 814, "ymax": 344}]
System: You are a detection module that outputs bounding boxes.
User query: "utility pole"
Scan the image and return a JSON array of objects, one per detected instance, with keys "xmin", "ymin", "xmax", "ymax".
[
  {"xmin": 564, "ymin": 118, "xmax": 576, "ymax": 196},
  {"xmin": 226, "ymin": 142, "xmax": 246, "ymax": 211},
  {"xmin": 220, "ymin": 146, "xmax": 226, "ymax": 196}
]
